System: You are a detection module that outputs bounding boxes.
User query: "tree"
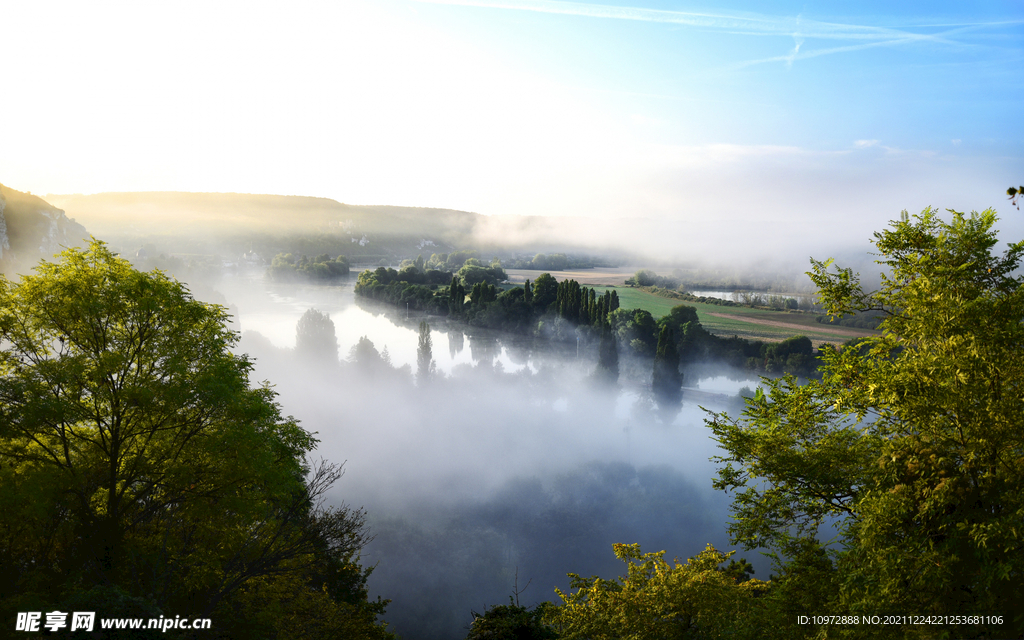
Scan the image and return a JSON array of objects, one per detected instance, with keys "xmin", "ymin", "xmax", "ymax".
[
  {"xmin": 296, "ymin": 307, "xmax": 339, "ymax": 364},
  {"xmin": 449, "ymin": 275, "xmax": 465, "ymax": 316},
  {"xmin": 551, "ymin": 543, "xmax": 768, "ymax": 640},
  {"xmin": 532, "ymin": 273, "xmax": 558, "ymax": 310},
  {"xmin": 634, "ymin": 269, "xmax": 658, "ymax": 287},
  {"xmin": 417, "ymin": 320, "xmax": 434, "ymax": 383},
  {"xmin": 1009, "ymin": 185, "xmax": 1023, "ymax": 209},
  {"xmin": 350, "ymin": 336, "xmax": 384, "ymax": 369},
  {"xmin": 0, "ymin": 241, "xmax": 391, "ymax": 635},
  {"xmin": 467, "ymin": 600, "xmax": 559, "ymax": 640},
  {"xmin": 652, "ymin": 325, "xmax": 682, "ymax": 407},
  {"xmin": 595, "ymin": 322, "xmax": 618, "ymax": 385},
  {"xmin": 707, "ymin": 208, "xmax": 1024, "ymax": 638}
]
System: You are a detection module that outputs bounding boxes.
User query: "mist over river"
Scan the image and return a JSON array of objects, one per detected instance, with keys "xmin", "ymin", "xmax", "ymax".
[{"xmin": 215, "ymin": 271, "xmax": 767, "ymax": 640}]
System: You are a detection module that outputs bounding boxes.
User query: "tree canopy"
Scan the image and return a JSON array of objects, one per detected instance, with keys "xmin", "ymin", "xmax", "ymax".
[
  {"xmin": 0, "ymin": 241, "xmax": 392, "ymax": 638},
  {"xmin": 707, "ymin": 208, "xmax": 1024, "ymax": 638},
  {"xmin": 551, "ymin": 543, "xmax": 768, "ymax": 639}
]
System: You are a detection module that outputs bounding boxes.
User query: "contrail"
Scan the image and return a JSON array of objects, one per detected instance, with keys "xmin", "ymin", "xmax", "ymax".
[
  {"xmin": 728, "ymin": 24, "xmax": 992, "ymax": 69},
  {"xmin": 413, "ymin": 0, "xmax": 1004, "ymax": 43}
]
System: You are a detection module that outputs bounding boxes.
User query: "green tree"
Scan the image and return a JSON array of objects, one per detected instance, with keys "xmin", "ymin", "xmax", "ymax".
[
  {"xmin": 707, "ymin": 208, "xmax": 1024, "ymax": 638},
  {"xmin": 551, "ymin": 543, "xmax": 768, "ymax": 640},
  {"xmin": 296, "ymin": 307, "xmax": 339, "ymax": 364},
  {"xmin": 0, "ymin": 241, "xmax": 391, "ymax": 636},
  {"xmin": 467, "ymin": 600, "xmax": 559, "ymax": 640},
  {"xmin": 634, "ymin": 269, "xmax": 657, "ymax": 287},
  {"xmin": 611, "ymin": 308, "xmax": 657, "ymax": 356},
  {"xmin": 532, "ymin": 273, "xmax": 558, "ymax": 310},
  {"xmin": 449, "ymin": 275, "xmax": 465, "ymax": 316}
]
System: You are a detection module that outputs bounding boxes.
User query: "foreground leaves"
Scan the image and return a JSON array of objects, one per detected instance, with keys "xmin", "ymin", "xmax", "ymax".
[{"xmin": 707, "ymin": 208, "xmax": 1024, "ymax": 638}]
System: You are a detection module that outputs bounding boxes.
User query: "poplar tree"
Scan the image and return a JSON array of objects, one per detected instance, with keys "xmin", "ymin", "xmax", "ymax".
[{"xmin": 448, "ymin": 275, "xmax": 464, "ymax": 316}]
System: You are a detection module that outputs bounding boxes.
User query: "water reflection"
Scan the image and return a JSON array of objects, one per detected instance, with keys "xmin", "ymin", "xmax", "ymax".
[
  {"xmin": 216, "ymin": 272, "xmax": 770, "ymax": 640},
  {"xmin": 447, "ymin": 328, "xmax": 464, "ymax": 358},
  {"xmin": 217, "ymin": 272, "xmax": 767, "ymax": 393},
  {"xmin": 692, "ymin": 374, "xmax": 763, "ymax": 396},
  {"xmin": 690, "ymin": 289, "xmax": 816, "ymax": 307}
]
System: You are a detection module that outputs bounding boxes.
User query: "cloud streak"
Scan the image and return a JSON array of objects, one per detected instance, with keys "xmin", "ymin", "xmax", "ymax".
[
  {"xmin": 416, "ymin": 0, "xmax": 1008, "ymax": 40},
  {"xmin": 416, "ymin": 0, "xmax": 1016, "ymax": 66}
]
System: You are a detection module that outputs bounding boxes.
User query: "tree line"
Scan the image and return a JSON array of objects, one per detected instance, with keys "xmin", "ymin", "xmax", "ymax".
[
  {"xmin": 356, "ymin": 261, "xmax": 822, "ymax": 399},
  {"xmin": 267, "ymin": 252, "xmax": 351, "ymax": 281}
]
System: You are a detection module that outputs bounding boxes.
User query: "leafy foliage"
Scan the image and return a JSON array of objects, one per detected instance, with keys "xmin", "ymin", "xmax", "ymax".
[
  {"xmin": 268, "ymin": 252, "xmax": 350, "ymax": 281},
  {"xmin": 467, "ymin": 600, "xmax": 560, "ymax": 640},
  {"xmin": 0, "ymin": 241, "xmax": 392, "ymax": 638},
  {"xmin": 707, "ymin": 208, "xmax": 1024, "ymax": 638},
  {"xmin": 550, "ymin": 543, "xmax": 768, "ymax": 640}
]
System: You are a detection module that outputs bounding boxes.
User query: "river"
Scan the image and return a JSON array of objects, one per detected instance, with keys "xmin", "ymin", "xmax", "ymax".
[{"xmin": 213, "ymin": 271, "xmax": 768, "ymax": 640}]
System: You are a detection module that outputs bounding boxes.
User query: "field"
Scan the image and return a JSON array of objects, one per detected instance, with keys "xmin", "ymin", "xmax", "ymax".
[
  {"xmin": 591, "ymin": 286, "xmax": 878, "ymax": 346},
  {"xmin": 504, "ymin": 266, "xmax": 637, "ymax": 286},
  {"xmin": 504, "ymin": 268, "xmax": 877, "ymax": 345}
]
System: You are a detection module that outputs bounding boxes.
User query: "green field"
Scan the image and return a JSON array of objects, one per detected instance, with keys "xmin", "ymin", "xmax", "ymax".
[{"xmin": 593, "ymin": 286, "xmax": 877, "ymax": 345}]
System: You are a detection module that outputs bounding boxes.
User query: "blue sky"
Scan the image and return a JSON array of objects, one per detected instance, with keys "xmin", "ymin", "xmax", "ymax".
[{"xmin": 3, "ymin": 0, "xmax": 1022, "ymax": 257}]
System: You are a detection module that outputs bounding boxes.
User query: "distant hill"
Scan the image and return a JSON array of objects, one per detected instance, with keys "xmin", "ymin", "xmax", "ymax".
[
  {"xmin": 44, "ymin": 191, "xmax": 478, "ymax": 240},
  {"xmin": 43, "ymin": 191, "xmax": 607, "ymax": 262},
  {"xmin": 0, "ymin": 184, "xmax": 89, "ymax": 273}
]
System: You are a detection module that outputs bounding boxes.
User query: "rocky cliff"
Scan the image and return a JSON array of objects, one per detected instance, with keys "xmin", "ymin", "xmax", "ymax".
[{"xmin": 0, "ymin": 184, "xmax": 89, "ymax": 273}]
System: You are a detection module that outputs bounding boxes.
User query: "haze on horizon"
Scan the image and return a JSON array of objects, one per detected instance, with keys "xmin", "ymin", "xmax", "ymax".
[{"xmin": 3, "ymin": 0, "xmax": 1022, "ymax": 257}]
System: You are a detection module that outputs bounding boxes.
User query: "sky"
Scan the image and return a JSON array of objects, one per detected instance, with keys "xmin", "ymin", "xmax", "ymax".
[{"xmin": 3, "ymin": 0, "xmax": 1022, "ymax": 247}]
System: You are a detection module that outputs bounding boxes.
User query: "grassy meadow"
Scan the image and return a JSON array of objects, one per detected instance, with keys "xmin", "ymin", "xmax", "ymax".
[{"xmin": 592, "ymin": 286, "xmax": 878, "ymax": 346}]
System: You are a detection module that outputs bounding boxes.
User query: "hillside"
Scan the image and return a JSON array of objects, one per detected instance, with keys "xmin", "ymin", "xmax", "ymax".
[
  {"xmin": 45, "ymin": 191, "xmax": 476, "ymax": 238},
  {"xmin": 0, "ymin": 184, "xmax": 89, "ymax": 273},
  {"xmin": 43, "ymin": 191, "xmax": 602, "ymax": 262}
]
